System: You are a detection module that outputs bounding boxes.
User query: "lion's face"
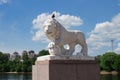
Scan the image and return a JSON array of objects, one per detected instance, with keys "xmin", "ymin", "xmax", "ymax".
[{"xmin": 43, "ymin": 19, "xmax": 57, "ymax": 36}]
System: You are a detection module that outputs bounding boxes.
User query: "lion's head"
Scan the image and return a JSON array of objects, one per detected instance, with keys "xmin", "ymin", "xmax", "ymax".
[
  {"xmin": 43, "ymin": 19, "xmax": 55, "ymax": 34},
  {"xmin": 43, "ymin": 18, "xmax": 60, "ymax": 41}
]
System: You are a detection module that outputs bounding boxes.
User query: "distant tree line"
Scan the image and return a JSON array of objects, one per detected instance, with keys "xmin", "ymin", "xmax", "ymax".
[
  {"xmin": 0, "ymin": 50, "xmax": 49, "ymax": 72},
  {"xmin": 96, "ymin": 52, "xmax": 120, "ymax": 72},
  {"xmin": 0, "ymin": 50, "xmax": 120, "ymax": 72}
]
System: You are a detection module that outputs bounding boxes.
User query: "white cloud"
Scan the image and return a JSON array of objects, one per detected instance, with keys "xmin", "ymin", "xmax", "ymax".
[
  {"xmin": 87, "ymin": 13, "xmax": 120, "ymax": 55},
  {"xmin": 115, "ymin": 43, "xmax": 120, "ymax": 53},
  {"xmin": 32, "ymin": 11, "xmax": 83, "ymax": 42},
  {"xmin": 0, "ymin": 0, "xmax": 10, "ymax": 4}
]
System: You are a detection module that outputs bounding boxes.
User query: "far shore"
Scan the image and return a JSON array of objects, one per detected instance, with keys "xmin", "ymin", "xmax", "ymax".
[
  {"xmin": 100, "ymin": 71, "xmax": 119, "ymax": 75},
  {"xmin": 0, "ymin": 71, "xmax": 119, "ymax": 75}
]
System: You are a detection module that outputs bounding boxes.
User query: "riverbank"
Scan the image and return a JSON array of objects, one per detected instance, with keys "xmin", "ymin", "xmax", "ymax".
[
  {"xmin": 0, "ymin": 71, "xmax": 119, "ymax": 75},
  {"xmin": 100, "ymin": 71, "xmax": 119, "ymax": 75}
]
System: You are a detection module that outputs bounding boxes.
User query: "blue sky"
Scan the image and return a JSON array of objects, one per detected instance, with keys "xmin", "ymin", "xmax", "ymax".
[{"xmin": 0, "ymin": 0, "xmax": 120, "ymax": 56}]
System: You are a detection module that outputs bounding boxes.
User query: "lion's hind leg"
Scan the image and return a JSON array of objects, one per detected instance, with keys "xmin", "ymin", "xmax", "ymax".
[
  {"xmin": 68, "ymin": 43, "xmax": 76, "ymax": 55},
  {"xmin": 79, "ymin": 42, "xmax": 88, "ymax": 56},
  {"xmin": 76, "ymin": 32, "xmax": 88, "ymax": 56}
]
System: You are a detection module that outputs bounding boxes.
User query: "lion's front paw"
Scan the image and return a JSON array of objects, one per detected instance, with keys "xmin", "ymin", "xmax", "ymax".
[{"xmin": 48, "ymin": 42, "xmax": 61, "ymax": 56}]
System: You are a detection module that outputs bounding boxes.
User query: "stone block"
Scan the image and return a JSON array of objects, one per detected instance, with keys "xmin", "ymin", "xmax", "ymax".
[{"xmin": 32, "ymin": 60, "xmax": 100, "ymax": 80}]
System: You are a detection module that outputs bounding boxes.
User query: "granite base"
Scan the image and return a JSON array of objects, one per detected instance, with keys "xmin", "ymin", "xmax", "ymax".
[{"xmin": 32, "ymin": 59, "xmax": 100, "ymax": 80}]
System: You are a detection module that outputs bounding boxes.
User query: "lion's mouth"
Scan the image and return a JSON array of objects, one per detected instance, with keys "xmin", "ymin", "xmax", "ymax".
[{"xmin": 46, "ymin": 32, "xmax": 52, "ymax": 34}]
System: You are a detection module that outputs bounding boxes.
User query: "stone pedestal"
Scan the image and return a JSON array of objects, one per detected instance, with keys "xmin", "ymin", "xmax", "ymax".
[{"xmin": 32, "ymin": 59, "xmax": 100, "ymax": 80}]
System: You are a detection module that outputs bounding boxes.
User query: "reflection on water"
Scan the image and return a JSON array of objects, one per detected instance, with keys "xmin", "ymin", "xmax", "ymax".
[
  {"xmin": 101, "ymin": 74, "xmax": 120, "ymax": 80},
  {"xmin": 0, "ymin": 73, "xmax": 32, "ymax": 80},
  {"xmin": 0, "ymin": 73, "xmax": 120, "ymax": 80}
]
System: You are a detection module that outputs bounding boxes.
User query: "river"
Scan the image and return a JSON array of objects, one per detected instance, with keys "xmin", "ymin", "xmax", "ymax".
[
  {"xmin": 0, "ymin": 73, "xmax": 120, "ymax": 80},
  {"xmin": 0, "ymin": 73, "xmax": 32, "ymax": 80}
]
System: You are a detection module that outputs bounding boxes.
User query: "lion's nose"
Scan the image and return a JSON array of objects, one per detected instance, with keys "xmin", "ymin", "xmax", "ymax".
[
  {"xmin": 45, "ymin": 27, "xmax": 48, "ymax": 32},
  {"xmin": 45, "ymin": 29, "xmax": 48, "ymax": 31}
]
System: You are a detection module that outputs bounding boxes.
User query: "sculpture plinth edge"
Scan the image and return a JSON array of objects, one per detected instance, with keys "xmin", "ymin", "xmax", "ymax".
[{"xmin": 37, "ymin": 55, "xmax": 95, "ymax": 61}]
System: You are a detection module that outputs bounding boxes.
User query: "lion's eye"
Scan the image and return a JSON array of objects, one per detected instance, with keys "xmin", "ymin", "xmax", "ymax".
[{"xmin": 48, "ymin": 25, "xmax": 51, "ymax": 27}]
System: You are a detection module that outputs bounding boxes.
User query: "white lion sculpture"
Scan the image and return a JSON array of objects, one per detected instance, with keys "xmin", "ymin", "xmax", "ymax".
[{"xmin": 43, "ymin": 15, "xmax": 88, "ymax": 56}]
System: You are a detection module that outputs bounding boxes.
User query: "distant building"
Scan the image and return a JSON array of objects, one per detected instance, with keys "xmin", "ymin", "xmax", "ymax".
[
  {"xmin": 10, "ymin": 50, "xmax": 37, "ymax": 61},
  {"xmin": 28, "ymin": 50, "xmax": 35, "ymax": 58},
  {"xmin": 11, "ymin": 52, "xmax": 21, "ymax": 60},
  {"xmin": 21, "ymin": 50, "xmax": 28, "ymax": 59},
  {"xmin": 22, "ymin": 50, "xmax": 28, "ymax": 55}
]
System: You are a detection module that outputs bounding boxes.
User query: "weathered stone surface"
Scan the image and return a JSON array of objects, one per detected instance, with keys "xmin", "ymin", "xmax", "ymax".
[
  {"xmin": 32, "ymin": 60, "xmax": 100, "ymax": 80},
  {"xmin": 37, "ymin": 55, "xmax": 95, "ymax": 61},
  {"xmin": 43, "ymin": 16, "xmax": 88, "ymax": 56}
]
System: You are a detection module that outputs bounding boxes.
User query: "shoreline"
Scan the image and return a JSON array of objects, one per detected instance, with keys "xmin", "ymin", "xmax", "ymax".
[
  {"xmin": 100, "ymin": 71, "xmax": 119, "ymax": 75},
  {"xmin": 0, "ymin": 71, "xmax": 119, "ymax": 75}
]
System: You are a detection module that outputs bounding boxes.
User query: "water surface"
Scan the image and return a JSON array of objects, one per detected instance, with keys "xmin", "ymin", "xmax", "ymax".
[
  {"xmin": 101, "ymin": 74, "xmax": 120, "ymax": 80},
  {"xmin": 0, "ymin": 73, "xmax": 120, "ymax": 80},
  {"xmin": 0, "ymin": 73, "xmax": 32, "ymax": 80}
]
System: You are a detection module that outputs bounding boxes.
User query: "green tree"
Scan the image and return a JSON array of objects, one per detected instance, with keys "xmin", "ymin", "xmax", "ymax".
[
  {"xmin": 113, "ymin": 54, "xmax": 120, "ymax": 72},
  {"xmin": 10, "ymin": 57, "xmax": 22, "ymax": 72},
  {"xmin": 14, "ymin": 58, "xmax": 22, "ymax": 72},
  {"xmin": 22, "ymin": 53, "xmax": 29, "ymax": 72},
  {"xmin": 38, "ymin": 50, "xmax": 49, "ymax": 56},
  {"xmin": 100, "ymin": 52, "xmax": 117, "ymax": 71},
  {"xmin": 0, "ymin": 52, "xmax": 4, "ymax": 72},
  {"xmin": 9, "ymin": 61, "xmax": 15, "ymax": 72},
  {"xmin": 21, "ymin": 50, "xmax": 37, "ymax": 72},
  {"xmin": 0, "ymin": 50, "xmax": 37, "ymax": 72},
  {"xmin": 0, "ymin": 52, "xmax": 4, "ymax": 63},
  {"xmin": 22, "ymin": 52, "xmax": 33, "ymax": 72},
  {"xmin": 0, "ymin": 52, "xmax": 10, "ymax": 72},
  {"xmin": 95, "ymin": 55, "xmax": 101, "ymax": 64},
  {"xmin": 3, "ymin": 62, "xmax": 10, "ymax": 72}
]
